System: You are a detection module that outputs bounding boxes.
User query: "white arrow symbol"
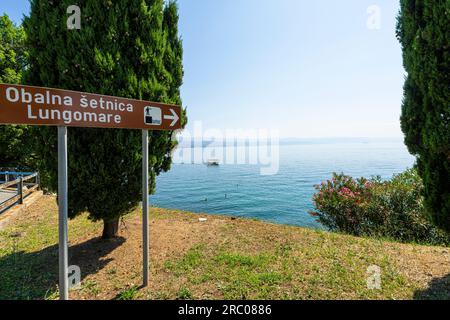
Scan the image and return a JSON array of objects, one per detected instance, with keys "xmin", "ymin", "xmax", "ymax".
[{"xmin": 163, "ymin": 108, "xmax": 179, "ymax": 127}]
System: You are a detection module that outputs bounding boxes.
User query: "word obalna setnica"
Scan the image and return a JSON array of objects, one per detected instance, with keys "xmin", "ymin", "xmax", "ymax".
[{"xmin": 5, "ymin": 87, "xmax": 134, "ymax": 125}]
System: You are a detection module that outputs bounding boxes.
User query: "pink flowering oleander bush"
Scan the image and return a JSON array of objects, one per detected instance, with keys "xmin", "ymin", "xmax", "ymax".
[{"xmin": 310, "ymin": 169, "xmax": 448, "ymax": 246}]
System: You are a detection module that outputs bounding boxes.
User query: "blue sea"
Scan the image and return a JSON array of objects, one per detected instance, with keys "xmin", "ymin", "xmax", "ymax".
[{"xmin": 151, "ymin": 139, "xmax": 415, "ymax": 229}]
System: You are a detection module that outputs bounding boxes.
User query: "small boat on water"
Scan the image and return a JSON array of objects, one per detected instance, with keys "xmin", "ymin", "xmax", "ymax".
[{"xmin": 206, "ymin": 159, "xmax": 220, "ymax": 166}]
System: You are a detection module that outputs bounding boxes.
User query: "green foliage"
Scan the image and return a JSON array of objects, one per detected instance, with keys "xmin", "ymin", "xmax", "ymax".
[
  {"xmin": 396, "ymin": 0, "xmax": 450, "ymax": 232},
  {"xmin": 0, "ymin": 14, "xmax": 30, "ymax": 168},
  {"xmin": 114, "ymin": 285, "xmax": 139, "ymax": 300},
  {"xmin": 311, "ymin": 169, "xmax": 449, "ymax": 246},
  {"xmin": 0, "ymin": 14, "xmax": 27, "ymax": 83},
  {"xmin": 177, "ymin": 287, "xmax": 193, "ymax": 300},
  {"xmin": 0, "ymin": 124, "xmax": 31, "ymax": 169},
  {"xmin": 23, "ymin": 1, "xmax": 185, "ymax": 229}
]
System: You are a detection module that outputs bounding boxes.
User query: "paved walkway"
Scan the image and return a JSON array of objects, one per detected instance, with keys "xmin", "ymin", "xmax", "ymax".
[
  {"xmin": 0, "ymin": 191, "xmax": 43, "ymax": 230},
  {"xmin": 0, "ymin": 189, "xmax": 17, "ymax": 204}
]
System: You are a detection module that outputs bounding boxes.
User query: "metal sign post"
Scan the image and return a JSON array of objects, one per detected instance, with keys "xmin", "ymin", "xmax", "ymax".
[
  {"xmin": 57, "ymin": 126, "xmax": 69, "ymax": 300},
  {"xmin": 142, "ymin": 130, "xmax": 149, "ymax": 287}
]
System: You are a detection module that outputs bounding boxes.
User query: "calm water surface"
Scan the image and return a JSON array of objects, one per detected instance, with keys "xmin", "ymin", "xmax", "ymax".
[{"xmin": 151, "ymin": 140, "xmax": 415, "ymax": 228}]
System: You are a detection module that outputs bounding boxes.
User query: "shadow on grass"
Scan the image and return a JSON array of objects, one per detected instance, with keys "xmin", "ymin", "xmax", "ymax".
[
  {"xmin": 0, "ymin": 236, "xmax": 125, "ymax": 300},
  {"xmin": 414, "ymin": 273, "xmax": 450, "ymax": 300}
]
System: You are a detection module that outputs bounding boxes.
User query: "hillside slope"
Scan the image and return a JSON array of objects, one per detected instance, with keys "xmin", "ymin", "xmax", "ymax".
[{"xmin": 0, "ymin": 195, "xmax": 449, "ymax": 300}]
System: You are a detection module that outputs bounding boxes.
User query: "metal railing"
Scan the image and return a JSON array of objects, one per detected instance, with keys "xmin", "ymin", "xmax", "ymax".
[{"xmin": 0, "ymin": 172, "xmax": 40, "ymax": 212}]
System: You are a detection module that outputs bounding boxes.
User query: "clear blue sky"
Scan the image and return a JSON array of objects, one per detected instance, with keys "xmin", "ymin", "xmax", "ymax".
[{"xmin": 1, "ymin": 0, "xmax": 405, "ymax": 138}]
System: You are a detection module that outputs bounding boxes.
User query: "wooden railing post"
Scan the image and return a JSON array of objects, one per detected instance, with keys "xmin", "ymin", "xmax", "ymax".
[
  {"xmin": 18, "ymin": 176, "xmax": 23, "ymax": 204},
  {"xmin": 1, "ymin": 172, "xmax": 40, "ymax": 211},
  {"xmin": 36, "ymin": 172, "xmax": 40, "ymax": 190}
]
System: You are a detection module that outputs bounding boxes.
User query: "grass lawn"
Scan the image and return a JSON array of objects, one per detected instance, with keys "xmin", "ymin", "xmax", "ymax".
[{"xmin": 0, "ymin": 195, "xmax": 449, "ymax": 300}]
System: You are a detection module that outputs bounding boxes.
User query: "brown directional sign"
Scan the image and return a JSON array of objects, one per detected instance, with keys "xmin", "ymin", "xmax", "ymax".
[{"xmin": 0, "ymin": 83, "xmax": 182, "ymax": 130}]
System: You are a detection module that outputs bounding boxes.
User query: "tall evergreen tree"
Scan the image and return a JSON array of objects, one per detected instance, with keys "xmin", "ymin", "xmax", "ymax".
[
  {"xmin": 396, "ymin": 0, "xmax": 450, "ymax": 232},
  {"xmin": 24, "ymin": 0, "xmax": 185, "ymax": 238}
]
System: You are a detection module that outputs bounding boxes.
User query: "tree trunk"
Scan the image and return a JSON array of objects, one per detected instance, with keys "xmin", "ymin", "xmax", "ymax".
[{"xmin": 102, "ymin": 219, "xmax": 120, "ymax": 239}]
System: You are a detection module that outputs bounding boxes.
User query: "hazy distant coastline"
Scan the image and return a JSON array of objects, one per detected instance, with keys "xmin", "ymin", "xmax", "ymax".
[{"xmin": 177, "ymin": 137, "xmax": 405, "ymax": 148}]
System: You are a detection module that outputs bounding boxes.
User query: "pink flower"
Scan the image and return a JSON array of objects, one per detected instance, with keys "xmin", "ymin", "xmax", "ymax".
[{"xmin": 340, "ymin": 187, "xmax": 356, "ymax": 198}]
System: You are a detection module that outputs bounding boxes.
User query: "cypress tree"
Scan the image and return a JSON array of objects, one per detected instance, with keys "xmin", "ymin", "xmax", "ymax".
[
  {"xmin": 24, "ymin": 0, "xmax": 185, "ymax": 238},
  {"xmin": 0, "ymin": 14, "xmax": 30, "ymax": 169},
  {"xmin": 396, "ymin": 0, "xmax": 450, "ymax": 232}
]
